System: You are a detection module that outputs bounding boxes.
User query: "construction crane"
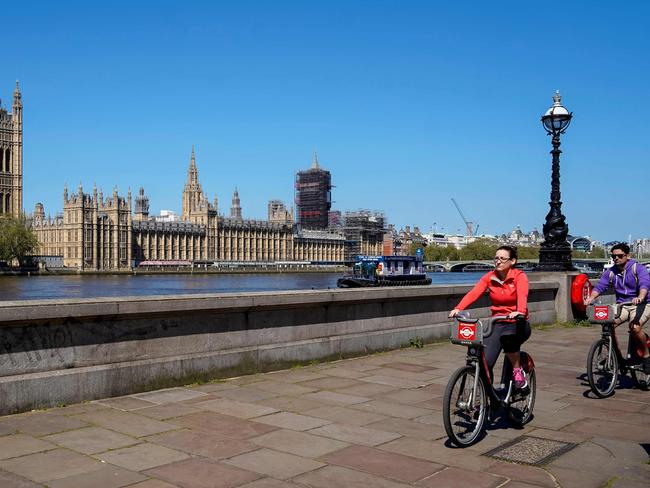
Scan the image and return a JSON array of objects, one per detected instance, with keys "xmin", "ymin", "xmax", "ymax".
[{"xmin": 451, "ymin": 198, "xmax": 477, "ymax": 237}]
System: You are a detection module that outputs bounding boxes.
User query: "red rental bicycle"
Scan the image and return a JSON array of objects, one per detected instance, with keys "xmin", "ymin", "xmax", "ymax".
[
  {"xmin": 586, "ymin": 302, "xmax": 650, "ymax": 397},
  {"xmin": 443, "ymin": 313, "xmax": 536, "ymax": 447}
]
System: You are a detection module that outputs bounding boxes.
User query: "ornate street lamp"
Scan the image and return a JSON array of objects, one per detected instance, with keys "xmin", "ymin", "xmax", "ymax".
[{"xmin": 538, "ymin": 91, "xmax": 574, "ymax": 271}]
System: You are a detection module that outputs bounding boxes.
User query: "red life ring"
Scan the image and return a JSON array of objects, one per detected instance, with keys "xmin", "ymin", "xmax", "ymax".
[{"xmin": 571, "ymin": 273, "xmax": 593, "ymax": 314}]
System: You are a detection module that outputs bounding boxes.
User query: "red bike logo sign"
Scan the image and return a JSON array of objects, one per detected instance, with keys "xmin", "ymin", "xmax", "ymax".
[
  {"xmin": 458, "ymin": 323, "xmax": 476, "ymax": 341},
  {"xmin": 594, "ymin": 306, "xmax": 609, "ymax": 320}
]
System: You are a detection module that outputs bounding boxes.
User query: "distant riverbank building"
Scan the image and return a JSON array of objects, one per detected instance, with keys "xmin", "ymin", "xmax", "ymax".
[{"xmin": 32, "ymin": 149, "xmax": 349, "ymax": 269}]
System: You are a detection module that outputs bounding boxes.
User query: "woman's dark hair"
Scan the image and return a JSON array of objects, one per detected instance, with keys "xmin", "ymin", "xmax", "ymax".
[
  {"xmin": 611, "ymin": 243, "xmax": 630, "ymax": 254},
  {"xmin": 497, "ymin": 245, "xmax": 518, "ymax": 260}
]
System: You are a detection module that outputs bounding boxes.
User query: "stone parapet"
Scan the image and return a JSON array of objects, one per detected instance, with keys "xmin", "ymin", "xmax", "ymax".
[{"xmin": 0, "ymin": 281, "xmax": 559, "ymax": 414}]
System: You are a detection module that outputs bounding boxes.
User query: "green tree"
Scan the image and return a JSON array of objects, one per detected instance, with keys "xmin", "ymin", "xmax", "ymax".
[
  {"xmin": 459, "ymin": 238, "xmax": 499, "ymax": 260},
  {"xmin": 0, "ymin": 216, "xmax": 39, "ymax": 266},
  {"xmin": 424, "ymin": 244, "xmax": 459, "ymax": 261},
  {"xmin": 516, "ymin": 246, "xmax": 541, "ymax": 259}
]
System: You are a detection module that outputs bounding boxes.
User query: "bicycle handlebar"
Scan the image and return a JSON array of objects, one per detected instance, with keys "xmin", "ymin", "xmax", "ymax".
[{"xmin": 455, "ymin": 313, "xmax": 524, "ymax": 339}]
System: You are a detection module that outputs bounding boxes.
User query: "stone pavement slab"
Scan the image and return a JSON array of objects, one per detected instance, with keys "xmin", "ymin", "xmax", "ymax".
[
  {"xmin": 252, "ymin": 411, "xmax": 332, "ymax": 431},
  {"xmin": 174, "ymin": 411, "xmax": 278, "ymax": 439},
  {"xmin": 145, "ymin": 458, "xmax": 260, "ymax": 488},
  {"xmin": 294, "ymin": 465, "xmax": 413, "ymax": 487},
  {"xmin": 308, "ymin": 421, "xmax": 402, "ymax": 446},
  {"xmin": 0, "ymin": 325, "xmax": 648, "ymax": 487},
  {"xmin": 74, "ymin": 409, "xmax": 179, "ymax": 437},
  {"xmin": 0, "ymin": 433, "xmax": 56, "ymax": 460},
  {"xmin": 302, "ymin": 404, "xmax": 388, "ymax": 425},
  {"xmin": 320, "ymin": 444, "xmax": 444, "ymax": 483},
  {"xmin": 416, "ymin": 466, "xmax": 507, "ymax": 488},
  {"xmin": 145, "ymin": 429, "xmax": 258, "ymax": 460},
  {"xmin": 46, "ymin": 464, "xmax": 147, "ymax": 488},
  {"xmin": 43, "ymin": 426, "xmax": 140, "ymax": 454},
  {"xmin": 0, "ymin": 448, "xmax": 104, "ymax": 483},
  {"xmin": 95, "ymin": 442, "xmax": 191, "ymax": 471},
  {"xmin": 0, "ymin": 411, "xmax": 89, "ymax": 436},
  {"xmin": 133, "ymin": 387, "xmax": 209, "ymax": 404},
  {"xmin": 251, "ymin": 428, "xmax": 349, "ymax": 458},
  {"xmin": 0, "ymin": 468, "xmax": 43, "ymax": 487},
  {"xmin": 191, "ymin": 397, "xmax": 280, "ymax": 418},
  {"xmin": 224, "ymin": 448, "xmax": 325, "ymax": 479}
]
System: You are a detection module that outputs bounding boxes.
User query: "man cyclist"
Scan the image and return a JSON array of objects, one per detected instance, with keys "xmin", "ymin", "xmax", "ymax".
[
  {"xmin": 585, "ymin": 243, "xmax": 650, "ymax": 374},
  {"xmin": 449, "ymin": 245, "xmax": 531, "ymax": 389}
]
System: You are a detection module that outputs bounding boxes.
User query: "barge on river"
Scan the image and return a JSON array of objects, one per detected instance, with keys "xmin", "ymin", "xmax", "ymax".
[{"xmin": 337, "ymin": 255, "xmax": 432, "ymax": 288}]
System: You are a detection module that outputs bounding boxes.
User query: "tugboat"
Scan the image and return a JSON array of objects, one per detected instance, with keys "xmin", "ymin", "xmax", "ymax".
[{"xmin": 336, "ymin": 253, "xmax": 432, "ymax": 288}]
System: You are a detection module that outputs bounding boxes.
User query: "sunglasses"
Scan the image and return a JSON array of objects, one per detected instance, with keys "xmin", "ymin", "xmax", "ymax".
[{"xmin": 611, "ymin": 254, "xmax": 627, "ymax": 259}]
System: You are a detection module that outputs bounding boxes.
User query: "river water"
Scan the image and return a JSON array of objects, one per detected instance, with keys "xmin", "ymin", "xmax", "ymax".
[{"xmin": 0, "ymin": 272, "xmax": 485, "ymax": 302}]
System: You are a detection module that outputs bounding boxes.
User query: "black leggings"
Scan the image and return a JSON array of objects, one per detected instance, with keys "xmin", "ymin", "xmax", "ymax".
[{"xmin": 484, "ymin": 319, "xmax": 532, "ymax": 371}]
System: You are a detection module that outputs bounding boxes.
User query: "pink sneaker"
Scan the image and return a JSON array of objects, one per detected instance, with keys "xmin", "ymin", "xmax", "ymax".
[{"xmin": 513, "ymin": 368, "xmax": 528, "ymax": 389}]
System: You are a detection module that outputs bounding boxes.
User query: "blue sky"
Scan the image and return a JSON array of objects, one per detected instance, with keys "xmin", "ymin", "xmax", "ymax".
[{"xmin": 4, "ymin": 1, "xmax": 649, "ymax": 242}]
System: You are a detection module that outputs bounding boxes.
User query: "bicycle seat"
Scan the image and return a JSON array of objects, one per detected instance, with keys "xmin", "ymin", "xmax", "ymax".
[{"xmin": 457, "ymin": 317, "xmax": 479, "ymax": 324}]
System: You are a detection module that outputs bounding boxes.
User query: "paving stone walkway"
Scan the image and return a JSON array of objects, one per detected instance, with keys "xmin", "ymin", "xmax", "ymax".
[{"xmin": 1, "ymin": 325, "xmax": 649, "ymax": 488}]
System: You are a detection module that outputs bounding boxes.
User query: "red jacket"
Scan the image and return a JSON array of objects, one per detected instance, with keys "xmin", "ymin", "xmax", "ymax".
[{"xmin": 456, "ymin": 268, "xmax": 529, "ymax": 318}]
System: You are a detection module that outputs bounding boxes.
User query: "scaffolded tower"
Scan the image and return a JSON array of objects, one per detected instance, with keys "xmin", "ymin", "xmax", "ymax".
[
  {"xmin": 343, "ymin": 210, "xmax": 385, "ymax": 261},
  {"xmin": 295, "ymin": 152, "xmax": 332, "ymax": 230}
]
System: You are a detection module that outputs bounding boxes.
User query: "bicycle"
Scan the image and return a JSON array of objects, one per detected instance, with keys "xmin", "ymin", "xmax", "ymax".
[
  {"xmin": 586, "ymin": 302, "xmax": 650, "ymax": 397},
  {"xmin": 443, "ymin": 313, "xmax": 536, "ymax": 447}
]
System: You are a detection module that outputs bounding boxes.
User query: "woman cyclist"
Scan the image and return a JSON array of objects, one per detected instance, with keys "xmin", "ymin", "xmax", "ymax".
[{"xmin": 449, "ymin": 245, "xmax": 531, "ymax": 389}]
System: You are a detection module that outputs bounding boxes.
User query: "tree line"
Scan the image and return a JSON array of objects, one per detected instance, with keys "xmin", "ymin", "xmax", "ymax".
[{"xmin": 409, "ymin": 238, "xmax": 610, "ymax": 261}]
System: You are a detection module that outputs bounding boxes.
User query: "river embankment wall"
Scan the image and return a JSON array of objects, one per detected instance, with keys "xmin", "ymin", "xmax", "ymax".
[{"xmin": 0, "ymin": 279, "xmax": 563, "ymax": 414}]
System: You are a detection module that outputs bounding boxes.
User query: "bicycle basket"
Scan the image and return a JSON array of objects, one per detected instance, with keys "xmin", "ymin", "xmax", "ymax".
[
  {"xmin": 450, "ymin": 319, "xmax": 484, "ymax": 346},
  {"xmin": 587, "ymin": 304, "xmax": 616, "ymax": 324}
]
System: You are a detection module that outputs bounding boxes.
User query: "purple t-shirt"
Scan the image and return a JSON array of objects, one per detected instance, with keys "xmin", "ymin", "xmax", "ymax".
[{"xmin": 593, "ymin": 259, "xmax": 650, "ymax": 303}]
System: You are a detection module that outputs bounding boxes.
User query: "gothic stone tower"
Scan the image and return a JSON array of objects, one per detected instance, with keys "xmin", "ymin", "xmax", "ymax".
[
  {"xmin": 181, "ymin": 146, "xmax": 218, "ymax": 260},
  {"xmin": 0, "ymin": 81, "xmax": 23, "ymax": 217}
]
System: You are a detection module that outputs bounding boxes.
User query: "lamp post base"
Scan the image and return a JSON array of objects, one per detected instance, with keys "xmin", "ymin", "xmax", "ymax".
[{"xmin": 537, "ymin": 245, "xmax": 574, "ymax": 271}]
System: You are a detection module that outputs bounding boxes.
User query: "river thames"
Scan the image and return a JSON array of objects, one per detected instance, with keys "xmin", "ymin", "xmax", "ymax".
[{"xmin": 0, "ymin": 272, "xmax": 484, "ymax": 301}]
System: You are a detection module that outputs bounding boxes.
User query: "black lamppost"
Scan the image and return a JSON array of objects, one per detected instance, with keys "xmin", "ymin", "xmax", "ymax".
[{"xmin": 537, "ymin": 91, "xmax": 574, "ymax": 271}]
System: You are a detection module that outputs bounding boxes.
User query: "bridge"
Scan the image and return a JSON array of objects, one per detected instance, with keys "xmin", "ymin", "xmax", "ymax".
[{"xmin": 424, "ymin": 258, "xmax": 622, "ymax": 272}]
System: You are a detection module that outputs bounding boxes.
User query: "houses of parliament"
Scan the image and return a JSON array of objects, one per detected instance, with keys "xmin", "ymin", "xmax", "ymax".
[{"xmin": 4, "ymin": 85, "xmax": 384, "ymax": 270}]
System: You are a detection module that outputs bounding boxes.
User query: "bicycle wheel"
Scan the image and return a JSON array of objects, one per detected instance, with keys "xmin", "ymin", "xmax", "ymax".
[
  {"xmin": 587, "ymin": 339, "xmax": 618, "ymax": 398},
  {"xmin": 443, "ymin": 365, "xmax": 487, "ymax": 447},
  {"xmin": 508, "ymin": 369, "xmax": 536, "ymax": 427}
]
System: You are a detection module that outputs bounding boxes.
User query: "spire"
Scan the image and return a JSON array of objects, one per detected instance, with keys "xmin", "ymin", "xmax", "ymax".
[
  {"xmin": 186, "ymin": 145, "xmax": 199, "ymax": 186},
  {"xmin": 13, "ymin": 80, "xmax": 22, "ymax": 108},
  {"xmin": 230, "ymin": 187, "xmax": 242, "ymax": 220},
  {"xmin": 312, "ymin": 148, "xmax": 319, "ymax": 169}
]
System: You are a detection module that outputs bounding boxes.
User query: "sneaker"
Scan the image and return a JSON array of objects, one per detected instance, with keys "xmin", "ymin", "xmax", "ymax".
[
  {"xmin": 643, "ymin": 357, "xmax": 650, "ymax": 374},
  {"xmin": 513, "ymin": 368, "xmax": 528, "ymax": 389}
]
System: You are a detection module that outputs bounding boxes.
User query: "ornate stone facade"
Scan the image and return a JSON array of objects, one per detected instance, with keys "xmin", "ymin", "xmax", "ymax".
[
  {"xmin": 0, "ymin": 82, "xmax": 22, "ymax": 217},
  {"xmin": 32, "ymin": 149, "xmax": 347, "ymax": 269}
]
